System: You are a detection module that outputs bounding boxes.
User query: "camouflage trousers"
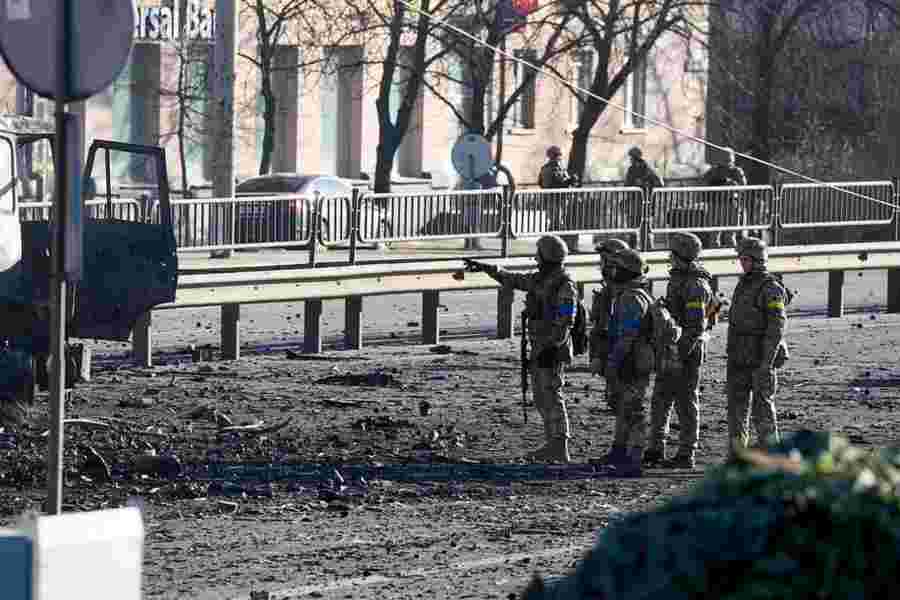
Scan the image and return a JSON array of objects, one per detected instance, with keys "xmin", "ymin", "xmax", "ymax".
[
  {"xmin": 532, "ymin": 363, "xmax": 570, "ymax": 440},
  {"xmin": 610, "ymin": 374, "xmax": 651, "ymax": 449},
  {"xmin": 726, "ymin": 363, "xmax": 780, "ymax": 453},
  {"xmin": 649, "ymin": 361, "xmax": 701, "ymax": 457}
]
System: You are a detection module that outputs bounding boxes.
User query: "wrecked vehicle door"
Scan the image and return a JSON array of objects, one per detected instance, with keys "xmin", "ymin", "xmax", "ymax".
[{"xmin": 0, "ymin": 132, "xmax": 178, "ymax": 355}]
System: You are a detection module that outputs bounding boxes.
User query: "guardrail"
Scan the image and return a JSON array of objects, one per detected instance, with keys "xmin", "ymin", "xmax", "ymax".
[{"xmin": 130, "ymin": 242, "xmax": 900, "ymax": 366}]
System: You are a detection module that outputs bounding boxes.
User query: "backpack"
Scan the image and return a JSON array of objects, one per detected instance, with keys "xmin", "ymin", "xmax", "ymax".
[
  {"xmin": 632, "ymin": 288, "xmax": 683, "ymax": 376},
  {"xmin": 552, "ymin": 275, "xmax": 589, "ymax": 356}
]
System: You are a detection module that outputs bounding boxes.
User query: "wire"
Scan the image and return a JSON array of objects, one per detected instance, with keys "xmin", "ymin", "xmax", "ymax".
[{"xmin": 396, "ymin": 0, "xmax": 899, "ymax": 210}]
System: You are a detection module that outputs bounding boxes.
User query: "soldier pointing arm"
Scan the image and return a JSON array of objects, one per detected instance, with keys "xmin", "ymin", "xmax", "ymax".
[{"xmin": 464, "ymin": 235, "xmax": 578, "ymax": 463}]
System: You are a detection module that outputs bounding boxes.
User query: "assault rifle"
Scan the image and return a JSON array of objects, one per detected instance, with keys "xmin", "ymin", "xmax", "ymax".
[
  {"xmin": 706, "ymin": 294, "xmax": 729, "ymax": 329},
  {"xmin": 520, "ymin": 312, "xmax": 529, "ymax": 424}
]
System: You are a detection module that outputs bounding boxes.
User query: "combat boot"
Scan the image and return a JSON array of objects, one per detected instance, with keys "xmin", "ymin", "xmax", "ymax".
[
  {"xmin": 608, "ymin": 447, "xmax": 643, "ymax": 478},
  {"xmin": 642, "ymin": 446, "xmax": 666, "ymax": 466},
  {"xmin": 526, "ymin": 438, "xmax": 570, "ymax": 463},
  {"xmin": 0, "ymin": 399, "xmax": 26, "ymax": 427},
  {"xmin": 595, "ymin": 444, "xmax": 626, "ymax": 465},
  {"xmin": 663, "ymin": 453, "xmax": 696, "ymax": 469}
]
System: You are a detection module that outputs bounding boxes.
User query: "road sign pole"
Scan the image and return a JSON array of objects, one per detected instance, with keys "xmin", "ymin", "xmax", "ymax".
[{"xmin": 47, "ymin": 0, "xmax": 74, "ymax": 515}]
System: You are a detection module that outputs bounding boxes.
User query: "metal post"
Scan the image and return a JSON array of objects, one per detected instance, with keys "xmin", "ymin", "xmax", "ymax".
[
  {"xmin": 210, "ymin": 0, "xmax": 237, "ymax": 259},
  {"xmin": 496, "ymin": 38, "xmax": 506, "ymax": 165},
  {"xmin": 349, "ymin": 188, "xmax": 360, "ymax": 265},
  {"xmin": 47, "ymin": 0, "xmax": 74, "ymax": 516},
  {"xmin": 309, "ymin": 195, "xmax": 319, "ymax": 267}
]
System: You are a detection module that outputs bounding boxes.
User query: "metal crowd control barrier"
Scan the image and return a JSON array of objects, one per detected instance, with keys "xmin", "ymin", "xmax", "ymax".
[
  {"xmin": 150, "ymin": 194, "xmax": 315, "ymax": 252},
  {"xmin": 778, "ymin": 181, "xmax": 898, "ymax": 245},
  {"xmin": 318, "ymin": 194, "xmax": 354, "ymax": 245},
  {"xmin": 115, "ymin": 178, "xmax": 900, "ymax": 258},
  {"xmin": 19, "ymin": 198, "xmax": 143, "ymax": 222},
  {"xmin": 356, "ymin": 188, "xmax": 504, "ymax": 244},
  {"xmin": 510, "ymin": 186, "xmax": 644, "ymax": 242},
  {"xmin": 648, "ymin": 185, "xmax": 774, "ymax": 249}
]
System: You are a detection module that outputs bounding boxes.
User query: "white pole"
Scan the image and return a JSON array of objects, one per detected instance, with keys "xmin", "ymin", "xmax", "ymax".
[{"xmin": 211, "ymin": 0, "xmax": 237, "ymax": 258}]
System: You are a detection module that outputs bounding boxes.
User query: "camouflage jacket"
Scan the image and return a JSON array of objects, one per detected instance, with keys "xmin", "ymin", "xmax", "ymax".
[
  {"xmin": 607, "ymin": 276, "xmax": 652, "ymax": 372},
  {"xmin": 589, "ymin": 281, "xmax": 615, "ymax": 360},
  {"xmin": 625, "ymin": 159, "xmax": 664, "ymax": 191},
  {"xmin": 666, "ymin": 265, "xmax": 715, "ymax": 362},
  {"xmin": 539, "ymin": 159, "xmax": 573, "ymax": 189},
  {"xmin": 493, "ymin": 265, "xmax": 578, "ymax": 363},
  {"xmin": 726, "ymin": 268, "xmax": 787, "ymax": 368},
  {"xmin": 703, "ymin": 164, "xmax": 747, "ymax": 187}
]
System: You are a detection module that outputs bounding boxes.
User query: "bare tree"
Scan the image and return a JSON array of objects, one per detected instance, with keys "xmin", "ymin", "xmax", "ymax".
[
  {"xmin": 240, "ymin": 0, "xmax": 314, "ymax": 176},
  {"xmin": 562, "ymin": 0, "xmax": 700, "ymax": 181},
  {"xmin": 159, "ymin": 37, "xmax": 211, "ymax": 194},
  {"xmin": 707, "ymin": 0, "xmax": 900, "ymax": 183}
]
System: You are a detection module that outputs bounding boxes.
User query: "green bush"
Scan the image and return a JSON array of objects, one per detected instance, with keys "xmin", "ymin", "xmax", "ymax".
[{"xmin": 522, "ymin": 431, "xmax": 900, "ymax": 600}]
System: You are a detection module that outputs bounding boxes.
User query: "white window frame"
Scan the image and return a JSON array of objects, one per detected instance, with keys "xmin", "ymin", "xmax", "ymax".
[{"xmin": 510, "ymin": 48, "xmax": 537, "ymax": 129}]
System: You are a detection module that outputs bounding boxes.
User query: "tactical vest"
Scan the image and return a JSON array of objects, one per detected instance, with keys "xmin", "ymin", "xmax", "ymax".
[{"xmin": 730, "ymin": 272, "xmax": 785, "ymax": 336}]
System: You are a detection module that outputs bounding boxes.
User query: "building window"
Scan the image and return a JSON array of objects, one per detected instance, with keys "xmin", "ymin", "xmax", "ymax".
[
  {"xmin": 511, "ymin": 49, "xmax": 536, "ymax": 129},
  {"xmin": 848, "ymin": 61, "xmax": 865, "ymax": 115},
  {"xmin": 622, "ymin": 58, "xmax": 647, "ymax": 129}
]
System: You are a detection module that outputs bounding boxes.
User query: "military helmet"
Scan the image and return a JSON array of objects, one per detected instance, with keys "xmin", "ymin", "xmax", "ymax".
[
  {"xmin": 595, "ymin": 238, "xmax": 630, "ymax": 255},
  {"xmin": 737, "ymin": 236, "xmax": 767, "ymax": 261},
  {"xmin": 670, "ymin": 232, "xmax": 703, "ymax": 261},
  {"xmin": 546, "ymin": 145, "xmax": 562, "ymax": 159},
  {"xmin": 609, "ymin": 248, "xmax": 646, "ymax": 275},
  {"xmin": 536, "ymin": 234, "xmax": 569, "ymax": 263},
  {"xmin": 628, "ymin": 146, "xmax": 643, "ymax": 159}
]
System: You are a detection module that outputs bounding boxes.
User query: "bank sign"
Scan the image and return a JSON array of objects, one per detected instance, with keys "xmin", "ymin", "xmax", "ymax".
[{"xmin": 134, "ymin": 1, "xmax": 215, "ymax": 41}]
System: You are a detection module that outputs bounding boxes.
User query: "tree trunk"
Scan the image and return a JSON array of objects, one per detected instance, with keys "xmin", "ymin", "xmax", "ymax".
[
  {"xmin": 568, "ymin": 97, "xmax": 605, "ymax": 181},
  {"xmin": 748, "ymin": 53, "xmax": 775, "ymax": 185},
  {"xmin": 259, "ymin": 69, "xmax": 276, "ymax": 175},
  {"xmin": 177, "ymin": 55, "xmax": 189, "ymax": 195},
  {"xmin": 374, "ymin": 137, "xmax": 401, "ymax": 194}
]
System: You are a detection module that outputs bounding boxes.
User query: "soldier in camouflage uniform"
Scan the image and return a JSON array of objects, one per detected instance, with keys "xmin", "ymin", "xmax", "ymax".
[
  {"xmin": 464, "ymin": 235, "xmax": 578, "ymax": 463},
  {"xmin": 727, "ymin": 237, "xmax": 787, "ymax": 455},
  {"xmin": 604, "ymin": 249, "xmax": 654, "ymax": 477},
  {"xmin": 589, "ymin": 238, "xmax": 631, "ymax": 415},
  {"xmin": 645, "ymin": 233, "xmax": 714, "ymax": 469},
  {"xmin": 702, "ymin": 147, "xmax": 748, "ymax": 248}
]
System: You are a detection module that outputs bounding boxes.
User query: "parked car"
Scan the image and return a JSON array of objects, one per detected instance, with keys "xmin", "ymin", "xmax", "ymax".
[{"xmin": 234, "ymin": 173, "xmax": 361, "ymax": 244}]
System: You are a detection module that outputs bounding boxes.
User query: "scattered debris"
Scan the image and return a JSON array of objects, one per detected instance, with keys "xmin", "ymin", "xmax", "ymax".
[
  {"xmin": 285, "ymin": 349, "xmax": 362, "ymax": 361},
  {"xmin": 131, "ymin": 454, "xmax": 182, "ymax": 479},
  {"xmin": 315, "ymin": 368, "xmax": 402, "ymax": 387},
  {"xmin": 79, "ymin": 445, "xmax": 111, "ymax": 482},
  {"xmin": 218, "ymin": 417, "xmax": 293, "ymax": 436},
  {"xmin": 351, "ymin": 415, "xmax": 414, "ymax": 431}
]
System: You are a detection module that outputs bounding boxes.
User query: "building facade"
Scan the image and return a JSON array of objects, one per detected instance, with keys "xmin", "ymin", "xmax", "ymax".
[{"xmin": 0, "ymin": 0, "xmax": 710, "ymax": 190}]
